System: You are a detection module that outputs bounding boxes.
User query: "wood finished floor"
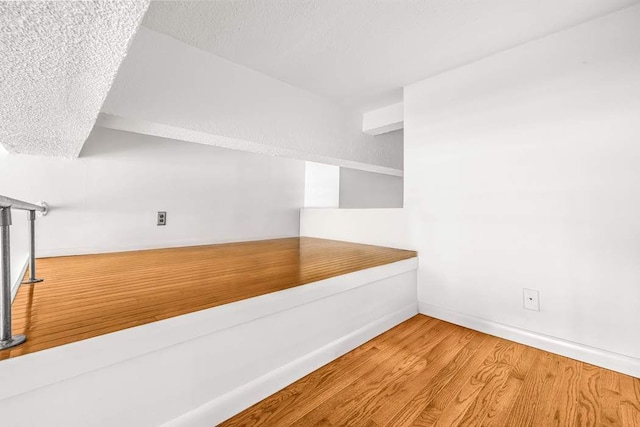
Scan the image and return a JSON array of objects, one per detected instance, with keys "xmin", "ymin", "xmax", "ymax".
[
  {"xmin": 0, "ymin": 237, "xmax": 416, "ymax": 360},
  {"xmin": 223, "ymin": 315, "xmax": 640, "ymax": 427}
]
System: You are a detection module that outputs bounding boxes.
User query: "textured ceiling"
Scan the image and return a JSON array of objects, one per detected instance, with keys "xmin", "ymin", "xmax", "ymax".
[
  {"xmin": 143, "ymin": 0, "xmax": 639, "ymax": 110},
  {"xmin": 0, "ymin": 1, "xmax": 149, "ymax": 158}
]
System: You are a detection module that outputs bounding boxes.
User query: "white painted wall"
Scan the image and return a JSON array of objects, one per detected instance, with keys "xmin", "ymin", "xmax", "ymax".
[
  {"xmin": 340, "ymin": 167, "xmax": 403, "ymax": 208},
  {"xmin": 101, "ymin": 27, "xmax": 403, "ymax": 175},
  {"xmin": 304, "ymin": 162, "xmax": 340, "ymax": 208},
  {"xmin": 1, "ymin": 146, "xmax": 28, "ymax": 295},
  {"xmin": 0, "ymin": 127, "xmax": 304, "ymax": 257},
  {"xmin": 1, "ymin": 138, "xmax": 30, "ymax": 294},
  {"xmin": 405, "ymin": 4, "xmax": 640, "ymax": 363},
  {"xmin": 300, "ymin": 208, "xmax": 413, "ymax": 252},
  {"xmin": 0, "ymin": 211, "xmax": 28, "ymax": 299},
  {"xmin": 299, "ymin": 4, "xmax": 640, "ymax": 377}
]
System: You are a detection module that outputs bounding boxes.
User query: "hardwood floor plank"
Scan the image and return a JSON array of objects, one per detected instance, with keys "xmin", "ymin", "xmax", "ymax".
[
  {"xmin": 458, "ymin": 342, "xmax": 531, "ymax": 426},
  {"xmin": 338, "ymin": 328, "xmax": 479, "ymax": 426},
  {"xmin": 528, "ymin": 353, "xmax": 570, "ymax": 426},
  {"xmin": 0, "ymin": 237, "xmax": 416, "ymax": 360},
  {"xmin": 225, "ymin": 346, "xmax": 384, "ymax": 427},
  {"xmin": 222, "ymin": 317, "xmax": 435, "ymax": 427},
  {"xmin": 371, "ymin": 329, "xmax": 486, "ymax": 426},
  {"xmin": 423, "ymin": 340, "xmax": 526, "ymax": 426},
  {"xmin": 481, "ymin": 346, "xmax": 540, "ymax": 427},
  {"xmin": 577, "ymin": 363, "xmax": 628, "ymax": 427},
  {"xmin": 410, "ymin": 339, "xmax": 522, "ymax": 426},
  {"xmin": 223, "ymin": 315, "xmax": 640, "ymax": 427},
  {"xmin": 504, "ymin": 351, "xmax": 560, "ymax": 426},
  {"xmin": 542, "ymin": 355, "xmax": 581, "ymax": 426},
  {"xmin": 383, "ymin": 333, "xmax": 500, "ymax": 427},
  {"xmin": 292, "ymin": 320, "xmax": 457, "ymax": 426},
  {"xmin": 620, "ymin": 376, "xmax": 640, "ymax": 418},
  {"xmin": 579, "ymin": 363, "xmax": 613, "ymax": 426}
]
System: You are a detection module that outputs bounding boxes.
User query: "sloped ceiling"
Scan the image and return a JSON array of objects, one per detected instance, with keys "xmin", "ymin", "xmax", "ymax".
[
  {"xmin": 0, "ymin": 1, "xmax": 149, "ymax": 158},
  {"xmin": 143, "ymin": 0, "xmax": 640, "ymax": 111}
]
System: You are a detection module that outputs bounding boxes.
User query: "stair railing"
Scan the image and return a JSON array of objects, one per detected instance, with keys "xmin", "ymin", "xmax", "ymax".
[{"xmin": 0, "ymin": 195, "xmax": 48, "ymax": 350}]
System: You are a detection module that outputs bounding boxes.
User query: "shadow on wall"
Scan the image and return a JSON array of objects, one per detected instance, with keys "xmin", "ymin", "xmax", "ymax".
[
  {"xmin": 339, "ymin": 167, "xmax": 403, "ymax": 209},
  {"xmin": 304, "ymin": 161, "xmax": 403, "ymax": 209}
]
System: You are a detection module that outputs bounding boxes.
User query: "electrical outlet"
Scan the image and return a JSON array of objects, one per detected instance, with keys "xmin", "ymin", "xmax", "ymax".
[
  {"xmin": 523, "ymin": 288, "xmax": 540, "ymax": 311},
  {"xmin": 157, "ymin": 211, "xmax": 167, "ymax": 226}
]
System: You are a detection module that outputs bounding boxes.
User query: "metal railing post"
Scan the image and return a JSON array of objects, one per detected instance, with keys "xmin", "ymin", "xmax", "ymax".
[
  {"xmin": 0, "ymin": 206, "xmax": 26, "ymax": 350},
  {"xmin": 22, "ymin": 210, "xmax": 43, "ymax": 284}
]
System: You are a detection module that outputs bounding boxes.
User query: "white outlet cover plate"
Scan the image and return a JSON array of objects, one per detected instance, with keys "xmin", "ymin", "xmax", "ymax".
[{"xmin": 523, "ymin": 288, "xmax": 540, "ymax": 311}]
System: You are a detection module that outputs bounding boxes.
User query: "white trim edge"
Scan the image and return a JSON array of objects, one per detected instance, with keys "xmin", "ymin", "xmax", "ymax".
[
  {"xmin": 96, "ymin": 114, "xmax": 403, "ymax": 177},
  {"xmin": 419, "ymin": 301, "xmax": 640, "ymax": 378},
  {"xmin": 11, "ymin": 255, "xmax": 28, "ymax": 303},
  {"xmin": 162, "ymin": 303, "xmax": 418, "ymax": 427},
  {"xmin": 362, "ymin": 102, "xmax": 404, "ymax": 136},
  {"xmin": 0, "ymin": 258, "xmax": 417, "ymax": 401}
]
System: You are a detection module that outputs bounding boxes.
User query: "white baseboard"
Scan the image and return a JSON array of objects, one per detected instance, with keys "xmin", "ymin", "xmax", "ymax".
[
  {"xmin": 36, "ymin": 234, "xmax": 300, "ymax": 258},
  {"xmin": 163, "ymin": 303, "xmax": 418, "ymax": 427},
  {"xmin": 419, "ymin": 301, "xmax": 640, "ymax": 378}
]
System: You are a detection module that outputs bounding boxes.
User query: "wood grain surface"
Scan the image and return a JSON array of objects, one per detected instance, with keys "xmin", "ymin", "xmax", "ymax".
[
  {"xmin": 0, "ymin": 237, "xmax": 416, "ymax": 360},
  {"xmin": 223, "ymin": 315, "xmax": 640, "ymax": 427}
]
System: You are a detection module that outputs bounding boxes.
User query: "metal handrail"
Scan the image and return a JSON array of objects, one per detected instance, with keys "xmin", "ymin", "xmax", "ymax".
[
  {"xmin": 0, "ymin": 194, "xmax": 48, "ymax": 350},
  {"xmin": 0, "ymin": 195, "xmax": 47, "ymax": 213}
]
